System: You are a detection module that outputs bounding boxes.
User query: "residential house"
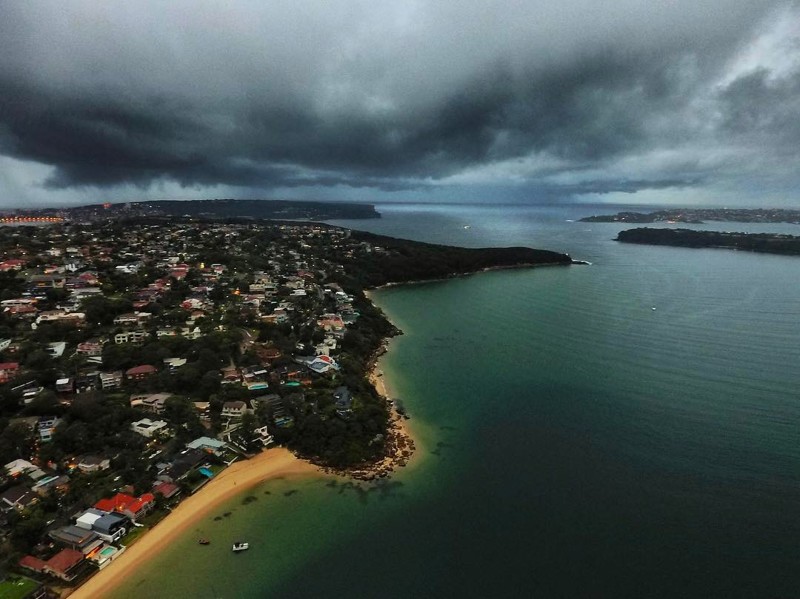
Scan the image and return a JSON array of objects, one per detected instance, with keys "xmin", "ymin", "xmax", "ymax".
[
  {"xmin": 126, "ymin": 364, "xmax": 157, "ymax": 381},
  {"xmin": 115, "ymin": 330, "xmax": 147, "ymax": 344},
  {"xmin": 163, "ymin": 357, "xmax": 187, "ymax": 372},
  {"xmin": 7, "ymin": 304, "xmax": 37, "ymax": 318},
  {"xmin": 0, "ymin": 485, "xmax": 38, "ymax": 511},
  {"xmin": 38, "ymin": 416, "xmax": 61, "ymax": 442},
  {"xmin": 0, "ymin": 362, "xmax": 20, "ymax": 383},
  {"xmin": 19, "ymin": 548, "xmax": 85, "ymax": 582},
  {"xmin": 28, "ymin": 274, "xmax": 66, "ymax": 289},
  {"xmin": 186, "ymin": 436, "xmax": 227, "ymax": 455},
  {"xmin": 99, "ymin": 371, "xmax": 123, "ymax": 390},
  {"xmin": 221, "ymin": 401, "xmax": 247, "ymax": 419},
  {"xmin": 48, "ymin": 525, "xmax": 102, "ymax": 555},
  {"xmin": 164, "ymin": 448, "xmax": 206, "ymax": 482},
  {"xmin": 94, "ymin": 492, "xmax": 155, "ymax": 522},
  {"xmin": 130, "ymin": 392, "xmax": 171, "ymax": 413},
  {"xmin": 55, "ymin": 377, "xmax": 74, "ymax": 393},
  {"xmin": 76, "ymin": 339, "xmax": 104, "ymax": 356},
  {"xmin": 254, "ymin": 425, "xmax": 274, "ymax": 446},
  {"xmin": 31, "ymin": 474, "xmax": 70, "ymax": 496},
  {"xmin": 131, "ymin": 418, "xmax": 168, "ymax": 438},
  {"xmin": 304, "ymin": 355, "xmax": 339, "ymax": 374},
  {"xmin": 76, "ymin": 508, "xmax": 129, "ymax": 542},
  {"xmin": 77, "ymin": 455, "xmax": 111, "ymax": 473},
  {"xmin": 153, "ymin": 481, "xmax": 181, "ymax": 500},
  {"xmin": 113, "ymin": 311, "xmax": 151, "ymax": 326},
  {"xmin": 0, "ymin": 258, "xmax": 25, "ymax": 271},
  {"xmin": 220, "ymin": 366, "xmax": 241, "ymax": 383},
  {"xmin": 44, "ymin": 343, "xmax": 66, "ymax": 361},
  {"xmin": 4, "ymin": 459, "xmax": 35, "ymax": 477}
]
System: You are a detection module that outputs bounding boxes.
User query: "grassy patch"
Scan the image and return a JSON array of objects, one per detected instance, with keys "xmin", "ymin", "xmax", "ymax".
[
  {"xmin": 120, "ymin": 526, "xmax": 149, "ymax": 547},
  {"xmin": 0, "ymin": 576, "xmax": 40, "ymax": 599},
  {"xmin": 139, "ymin": 507, "xmax": 170, "ymax": 528}
]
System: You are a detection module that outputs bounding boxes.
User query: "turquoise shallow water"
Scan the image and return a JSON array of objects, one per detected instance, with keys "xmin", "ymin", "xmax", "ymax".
[{"xmin": 113, "ymin": 204, "xmax": 800, "ymax": 598}]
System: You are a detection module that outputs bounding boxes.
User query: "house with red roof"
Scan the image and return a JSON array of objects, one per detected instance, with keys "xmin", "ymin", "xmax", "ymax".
[
  {"xmin": 20, "ymin": 548, "xmax": 84, "ymax": 581},
  {"xmin": 0, "ymin": 258, "xmax": 25, "ymax": 271},
  {"xmin": 94, "ymin": 492, "xmax": 155, "ymax": 521},
  {"xmin": 8, "ymin": 304, "xmax": 37, "ymax": 317},
  {"xmin": 125, "ymin": 364, "xmax": 157, "ymax": 381},
  {"xmin": 153, "ymin": 481, "xmax": 181, "ymax": 500},
  {"xmin": 0, "ymin": 362, "xmax": 20, "ymax": 384}
]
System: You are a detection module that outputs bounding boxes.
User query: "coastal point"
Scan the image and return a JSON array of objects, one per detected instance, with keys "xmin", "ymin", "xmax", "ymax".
[{"xmin": 0, "ymin": 209, "xmax": 569, "ymax": 597}]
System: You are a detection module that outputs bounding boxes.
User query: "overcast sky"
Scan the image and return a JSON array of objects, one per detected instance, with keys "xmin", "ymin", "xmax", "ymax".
[{"xmin": 0, "ymin": 1, "xmax": 798, "ymax": 209}]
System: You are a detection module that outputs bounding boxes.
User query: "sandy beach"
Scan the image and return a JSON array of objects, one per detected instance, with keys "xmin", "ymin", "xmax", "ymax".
[
  {"xmin": 69, "ymin": 297, "xmax": 417, "ymax": 598},
  {"xmin": 67, "ymin": 448, "xmax": 321, "ymax": 599}
]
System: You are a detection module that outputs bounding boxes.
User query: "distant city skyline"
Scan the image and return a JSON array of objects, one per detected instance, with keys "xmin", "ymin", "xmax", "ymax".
[{"xmin": 1, "ymin": 1, "xmax": 799, "ymax": 209}]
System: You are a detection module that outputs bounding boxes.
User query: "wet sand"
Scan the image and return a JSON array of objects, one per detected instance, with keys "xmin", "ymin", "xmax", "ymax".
[{"xmin": 67, "ymin": 448, "xmax": 320, "ymax": 599}]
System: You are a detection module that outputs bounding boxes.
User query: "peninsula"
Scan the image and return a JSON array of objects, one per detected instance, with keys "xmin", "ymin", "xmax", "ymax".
[
  {"xmin": 580, "ymin": 208, "xmax": 800, "ymax": 224},
  {"xmin": 0, "ymin": 216, "xmax": 571, "ymax": 596},
  {"xmin": 0, "ymin": 198, "xmax": 381, "ymax": 223},
  {"xmin": 616, "ymin": 228, "xmax": 800, "ymax": 255}
]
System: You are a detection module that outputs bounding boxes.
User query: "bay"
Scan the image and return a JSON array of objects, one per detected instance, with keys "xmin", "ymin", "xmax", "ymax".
[{"xmin": 113, "ymin": 203, "xmax": 800, "ymax": 598}]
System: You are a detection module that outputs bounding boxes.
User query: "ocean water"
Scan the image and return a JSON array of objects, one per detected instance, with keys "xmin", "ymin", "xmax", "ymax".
[{"xmin": 113, "ymin": 203, "xmax": 800, "ymax": 598}]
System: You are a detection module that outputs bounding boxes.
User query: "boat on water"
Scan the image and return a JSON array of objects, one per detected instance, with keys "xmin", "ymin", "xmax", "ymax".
[
  {"xmin": 198, "ymin": 539, "xmax": 210, "ymax": 545},
  {"xmin": 232, "ymin": 542, "xmax": 249, "ymax": 552}
]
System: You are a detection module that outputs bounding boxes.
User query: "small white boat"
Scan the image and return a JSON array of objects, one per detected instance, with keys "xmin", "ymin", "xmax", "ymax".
[{"xmin": 232, "ymin": 542, "xmax": 249, "ymax": 552}]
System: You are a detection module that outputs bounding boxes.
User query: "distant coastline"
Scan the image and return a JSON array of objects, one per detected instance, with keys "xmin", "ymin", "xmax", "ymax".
[
  {"xmin": 615, "ymin": 227, "xmax": 800, "ymax": 256},
  {"xmin": 580, "ymin": 207, "xmax": 800, "ymax": 224},
  {"xmin": 0, "ymin": 198, "xmax": 381, "ymax": 222}
]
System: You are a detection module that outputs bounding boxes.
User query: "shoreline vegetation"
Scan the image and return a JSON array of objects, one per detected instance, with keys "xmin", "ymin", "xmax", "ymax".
[
  {"xmin": 615, "ymin": 228, "xmax": 800, "ymax": 256},
  {"xmin": 580, "ymin": 207, "xmax": 800, "ymax": 224}
]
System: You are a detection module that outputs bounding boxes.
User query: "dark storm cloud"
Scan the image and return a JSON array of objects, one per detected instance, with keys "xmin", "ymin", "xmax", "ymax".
[{"xmin": 0, "ymin": 1, "xmax": 797, "ymax": 205}]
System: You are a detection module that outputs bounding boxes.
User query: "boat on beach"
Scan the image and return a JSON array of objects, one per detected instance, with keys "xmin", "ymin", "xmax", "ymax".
[{"xmin": 232, "ymin": 542, "xmax": 249, "ymax": 552}]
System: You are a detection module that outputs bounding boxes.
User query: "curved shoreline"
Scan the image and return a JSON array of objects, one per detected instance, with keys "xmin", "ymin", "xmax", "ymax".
[
  {"xmin": 67, "ymin": 448, "xmax": 322, "ymax": 599},
  {"xmin": 66, "ymin": 295, "xmax": 421, "ymax": 599}
]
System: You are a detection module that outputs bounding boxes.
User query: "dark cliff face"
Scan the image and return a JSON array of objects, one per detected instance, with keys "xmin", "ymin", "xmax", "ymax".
[{"xmin": 616, "ymin": 228, "xmax": 800, "ymax": 255}]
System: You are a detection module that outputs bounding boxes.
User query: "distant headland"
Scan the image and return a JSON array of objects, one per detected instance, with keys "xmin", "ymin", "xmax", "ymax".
[
  {"xmin": 0, "ymin": 198, "xmax": 381, "ymax": 222},
  {"xmin": 616, "ymin": 228, "xmax": 800, "ymax": 256},
  {"xmin": 580, "ymin": 208, "xmax": 800, "ymax": 224}
]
